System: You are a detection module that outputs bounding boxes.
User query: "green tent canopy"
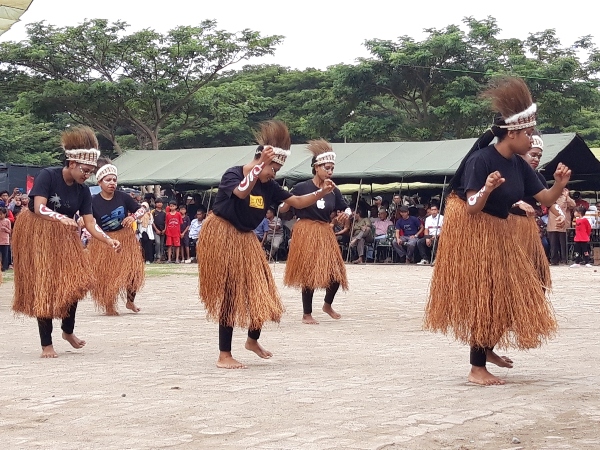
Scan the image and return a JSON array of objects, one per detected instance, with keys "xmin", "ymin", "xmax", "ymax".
[{"xmin": 112, "ymin": 133, "xmax": 600, "ymax": 190}]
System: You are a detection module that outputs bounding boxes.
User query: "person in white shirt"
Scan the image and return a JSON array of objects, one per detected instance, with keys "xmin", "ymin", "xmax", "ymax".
[
  {"xmin": 188, "ymin": 206, "xmax": 207, "ymax": 261},
  {"xmin": 417, "ymin": 205, "xmax": 444, "ymax": 264}
]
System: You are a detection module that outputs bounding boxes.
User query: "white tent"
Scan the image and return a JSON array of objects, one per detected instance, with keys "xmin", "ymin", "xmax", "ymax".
[{"xmin": 0, "ymin": 1, "xmax": 33, "ymax": 37}]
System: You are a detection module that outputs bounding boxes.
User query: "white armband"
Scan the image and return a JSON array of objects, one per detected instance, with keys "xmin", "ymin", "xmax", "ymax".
[
  {"xmin": 238, "ymin": 163, "xmax": 264, "ymax": 192},
  {"xmin": 39, "ymin": 204, "xmax": 66, "ymax": 221}
]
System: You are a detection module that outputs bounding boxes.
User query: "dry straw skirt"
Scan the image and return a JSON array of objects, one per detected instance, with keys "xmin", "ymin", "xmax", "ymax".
[
  {"xmin": 197, "ymin": 214, "xmax": 284, "ymax": 330},
  {"xmin": 507, "ymin": 213, "xmax": 551, "ymax": 290},
  {"xmin": 12, "ymin": 210, "xmax": 92, "ymax": 319},
  {"xmin": 284, "ymin": 219, "xmax": 348, "ymax": 291},
  {"xmin": 87, "ymin": 227, "xmax": 145, "ymax": 312},
  {"xmin": 423, "ymin": 195, "xmax": 557, "ymax": 350}
]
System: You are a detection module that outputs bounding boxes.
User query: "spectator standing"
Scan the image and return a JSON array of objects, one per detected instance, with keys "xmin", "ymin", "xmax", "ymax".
[
  {"xmin": 152, "ymin": 199, "xmax": 166, "ymax": 262},
  {"xmin": 165, "ymin": 200, "xmax": 182, "ymax": 263},
  {"xmin": 179, "ymin": 205, "xmax": 191, "ymax": 263},
  {"xmin": 547, "ymin": 188, "xmax": 575, "ymax": 265},
  {"xmin": 188, "ymin": 205, "xmax": 206, "ymax": 262},
  {"xmin": 570, "ymin": 206, "xmax": 592, "ymax": 267},
  {"xmin": 137, "ymin": 202, "xmax": 155, "ymax": 263},
  {"xmin": 0, "ymin": 207, "xmax": 11, "ymax": 272}
]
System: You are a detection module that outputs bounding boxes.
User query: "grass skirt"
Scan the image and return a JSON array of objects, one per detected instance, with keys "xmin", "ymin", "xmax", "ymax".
[
  {"xmin": 12, "ymin": 210, "xmax": 92, "ymax": 319},
  {"xmin": 508, "ymin": 214, "xmax": 551, "ymax": 290},
  {"xmin": 197, "ymin": 214, "xmax": 284, "ymax": 330},
  {"xmin": 88, "ymin": 227, "xmax": 145, "ymax": 312},
  {"xmin": 284, "ymin": 219, "xmax": 348, "ymax": 291},
  {"xmin": 423, "ymin": 195, "xmax": 557, "ymax": 350}
]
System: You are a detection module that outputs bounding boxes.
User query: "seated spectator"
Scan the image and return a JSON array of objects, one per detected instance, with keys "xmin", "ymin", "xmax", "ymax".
[
  {"xmin": 331, "ymin": 210, "xmax": 351, "ymax": 245},
  {"xmin": 372, "ymin": 209, "xmax": 393, "ymax": 242},
  {"xmin": 416, "ymin": 205, "xmax": 427, "ymax": 238},
  {"xmin": 253, "ymin": 215, "xmax": 270, "ymax": 247},
  {"xmin": 264, "ymin": 207, "xmax": 284, "ymax": 259},
  {"xmin": 392, "ymin": 206, "xmax": 423, "ymax": 263},
  {"xmin": 417, "ymin": 205, "xmax": 444, "ymax": 265},
  {"xmin": 188, "ymin": 205, "xmax": 206, "ymax": 262},
  {"xmin": 349, "ymin": 209, "xmax": 372, "ymax": 264}
]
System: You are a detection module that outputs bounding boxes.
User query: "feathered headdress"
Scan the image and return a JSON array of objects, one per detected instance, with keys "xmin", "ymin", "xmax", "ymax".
[
  {"xmin": 308, "ymin": 139, "xmax": 336, "ymax": 166},
  {"xmin": 531, "ymin": 135, "xmax": 543, "ymax": 150},
  {"xmin": 62, "ymin": 126, "xmax": 100, "ymax": 167},
  {"xmin": 482, "ymin": 77, "xmax": 537, "ymax": 130},
  {"xmin": 254, "ymin": 120, "xmax": 291, "ymax": 166}
]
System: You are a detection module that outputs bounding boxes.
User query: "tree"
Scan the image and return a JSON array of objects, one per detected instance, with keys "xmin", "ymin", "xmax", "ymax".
[
  {"xmin": 1, "ymin": 19, "xmax": 283, "ymax": 151},
  {"xmin": 335, "ymin": 17, "xmax": 600, "ymax": 142}
]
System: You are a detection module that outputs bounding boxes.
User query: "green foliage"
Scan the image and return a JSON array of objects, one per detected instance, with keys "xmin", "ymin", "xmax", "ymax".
[
  {"xmin": 1, "ymin": 15, "xmax": 600, "ymax": 164},
  {"xmin": 0, "ymin": 19, "xmax": 282, "ymax": 151}
]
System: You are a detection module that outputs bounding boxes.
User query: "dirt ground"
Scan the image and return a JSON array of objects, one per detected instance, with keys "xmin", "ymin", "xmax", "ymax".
[{"xmin": 1, "ymin": 263, "xmax": 599, "ymax": 450}]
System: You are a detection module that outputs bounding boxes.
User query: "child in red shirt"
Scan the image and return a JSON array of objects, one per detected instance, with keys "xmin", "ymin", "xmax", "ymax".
[
  {"xmin": 570, "ymin": 206, "xmax": 592, "ymax": 268},
  {"xmin": 165, "ymin": 200, "xmax": 183, "ymax": 263}
]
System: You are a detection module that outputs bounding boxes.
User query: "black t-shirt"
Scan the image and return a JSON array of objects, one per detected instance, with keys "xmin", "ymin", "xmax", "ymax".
[
  {"xmin": 92, "ymin": 190, "xmax": 140, "ymax": 232},
  {"xmin": 457, "ymin": 145, "xmax": 545, "ymax": 219},
  {"xmin": 290, "ymin": 180, "xmax": 348, "ymax": 222},
  {"xmin": 28, "ymin": 167, "xmax": 92, "ymax": 218},
  {"xmin": 511, "ymin": 171, "xmax": 548, "ymax": 217},
  {"xmin": 153, "ymin": 209, "xmax": 166, "ymax": 230},
  {"xmin": 212, "ymin": 166, "xmax": 292, "ymax": 232}
]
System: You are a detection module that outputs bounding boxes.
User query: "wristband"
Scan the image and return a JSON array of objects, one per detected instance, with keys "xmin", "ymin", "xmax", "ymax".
[
  {"xmin": 132, "ymin": 205, "xmax": 148, "ymax": 220},
  {"xmin": 39, "ymin": 204, "xmax": 66, "ymax": 221},
  {"xmin": 238, "ymin": 163, "xmax": 264, "ymax": 192}
]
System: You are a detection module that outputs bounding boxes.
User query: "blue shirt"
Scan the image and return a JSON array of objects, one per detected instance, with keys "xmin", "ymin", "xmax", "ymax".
[
  {"xmin": 253, "ymin": 217, "xmax": 270, "ymax": 240},
  {"xmin": 395, "ymin": 216, "xmax": 421, "ymax": 237}
]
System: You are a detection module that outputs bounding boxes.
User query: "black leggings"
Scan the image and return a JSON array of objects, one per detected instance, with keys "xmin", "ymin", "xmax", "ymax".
[
  {"xmin": 37, "ymin": 302, "xmax": 78, "ymax": 347},
  {"xmin": 219, "ymin": 325, "xmax": 261, "ymax": 352},
  {"xmin": 301, "ymin": 282, "xmax": 340, "ymax": 315},
  {"xmin": 470, "ymin": 346, "xmax": 493, "ymax": 367}
]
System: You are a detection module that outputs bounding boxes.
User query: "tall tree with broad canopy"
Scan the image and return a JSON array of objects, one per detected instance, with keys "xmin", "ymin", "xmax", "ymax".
[{"xmin": 0, "ymin": 19, "xmax": 283, "ymax": 152}]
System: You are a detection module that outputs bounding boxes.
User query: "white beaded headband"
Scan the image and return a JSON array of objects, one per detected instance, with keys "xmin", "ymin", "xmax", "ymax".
[
  {"xmin": 64, "ymin": 148, "xmax": 101, "ymax": 166},
  {"xmin": 314, "ymin": 151, "xmax": 336, "ymax": 166},
  {"xmin": 498, "ymin": 103, "xmax": 537, "ymax": 131},
  {"xmin": 96, "ymin": 164, "xmax": 118, "ymax": 182}
]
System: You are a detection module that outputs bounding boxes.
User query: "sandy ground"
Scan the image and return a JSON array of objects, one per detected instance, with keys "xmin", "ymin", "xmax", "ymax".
[{"xmin": 1, "ymin": 263, "xmax": 599, "ymax": 450}]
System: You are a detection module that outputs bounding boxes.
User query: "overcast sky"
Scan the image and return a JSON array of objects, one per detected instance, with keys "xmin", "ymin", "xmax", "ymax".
[{"xmin": 2, "ymin": 0, "xmax": 597, "ymax": 69}]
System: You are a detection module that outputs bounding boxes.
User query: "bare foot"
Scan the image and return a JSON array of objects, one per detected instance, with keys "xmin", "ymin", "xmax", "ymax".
[
  {"xmin": 302, "ymin": 314, "xmax": 319, "ymax": 324},
  {"xmin": 216, "ymin": 352, "xmax": 247, "ymax": 369},
  {"xmin": 468, "ymin": 366, "xmax": 505, "ymax": 386},
  {"xmin": 245, "ymin": 338, "xmax": 273, "ymax": 359},
  {"xmin": 62, "ymin": 332, "xmax": 86, "ymax": 349},
  {"xmin": 105, "ymin": 307, "xmax": 119, "ymax": 316},
  {"xmin": 322, "ymin": 303, "xmax": 341, "ymax": 320},
  {"xmin": 40, "ymin": 345, "xmax": 58, "ymax": 358},
  {"xmin": 486, "ymin": 349, "xmax": 513, "ymax": 368},
  {"xmin": 126, "ymin": 301, "xmax": 141, "ymax": 313}
]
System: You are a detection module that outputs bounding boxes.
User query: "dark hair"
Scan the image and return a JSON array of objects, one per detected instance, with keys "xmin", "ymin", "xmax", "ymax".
[
  {"xmin": 197, "ymin": 204, "xmax": 207, "ymax": 214},
  {"xmin": 168, "ymin": 200, "xmax": 177, "ymax": 205},
  {"xmin": 0, "ymin": 207, "xmax": 7, "ymax": 215},
  {"xmin": 0, "ymin": 191, "xmax": 8, "ymax": 196},
  {"xmin": 267, "ymin": 206, "xmax": 276, "ymax": 215},
  {"xmin": 576, "ymin": 206, "xmax": 587, "ymax": 216}
]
